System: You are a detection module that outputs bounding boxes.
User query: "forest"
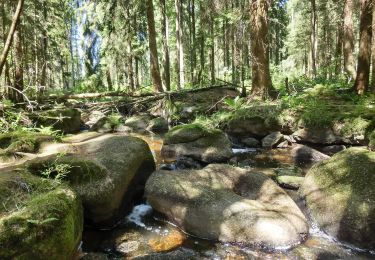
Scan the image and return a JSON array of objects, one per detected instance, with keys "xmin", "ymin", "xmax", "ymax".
[{"xmin": 0, "ymin": 0, "xmax": 375, "ymax": 259}]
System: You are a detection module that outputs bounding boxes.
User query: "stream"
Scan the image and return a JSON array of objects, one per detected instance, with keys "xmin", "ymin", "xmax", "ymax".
[{"xmin": 81, "ymin": 133, "xmax": 375, "ymax": 260}]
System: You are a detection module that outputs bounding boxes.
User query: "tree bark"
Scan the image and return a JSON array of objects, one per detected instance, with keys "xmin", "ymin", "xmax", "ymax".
[
  {"xmin": 12, "ymin": 27, "xmax": 24, "ymax": 102},
  {"xmin": 343, "ymin": 0, "xmax": 356, "ymax": 80},
  {"xmin": 310, "ymin": 0, "xmax": 318, "ymax": 78},
  {"xmin": 175, "ymin": 0, "xmax": 185, "ymax": 89},
  {"xmin": 0, "ymin": 0, "xmax": 24, "ymax": 77},
  {"xmin": 160, "ymin": 0, "xmax": 171, "ymax": 91},
  {"xmin": 146, "ymin": 0, "xmax": 163, "ymax": 92},
  {"xmin": 249, "ymin": 0, "xmax": 274, "ymax": 100},
  {"xmin": 353, "ymin": 0, "xmax": 373, "ymax": 95},
  {"xmin": 371, "ymin": 1, "xmax": 375, "ymax": 93}
]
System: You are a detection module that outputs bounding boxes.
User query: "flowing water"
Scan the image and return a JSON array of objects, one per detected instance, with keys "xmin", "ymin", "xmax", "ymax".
[{"xmin": 82, "ymin": 133, "xmax": 375, "ymax": 259}]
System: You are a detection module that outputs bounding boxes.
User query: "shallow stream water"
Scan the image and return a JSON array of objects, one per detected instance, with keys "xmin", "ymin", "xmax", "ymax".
[{"xmin": 82, "ymin": 133, "xmax": 375, "ymax": 260}]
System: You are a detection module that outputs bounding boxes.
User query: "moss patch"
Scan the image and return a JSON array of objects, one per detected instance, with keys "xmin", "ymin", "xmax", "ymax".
[
  {"xmin": 369, "ymin": 130, "xmax": 375, "ymax": 150},
  {"xmin": 0, "ymin": 131, "xmax": 53, "ymax": 158},
  {"xmin": 164, "ymin": 124, "xmax": 221, "ymax": 145},
  {"xmin": 0, "ymin": 170, "xmax": 83, "ymax": 259},
  {"xmin": 301, "ymin": 148, "xmax": 375, "ymax": 249}
]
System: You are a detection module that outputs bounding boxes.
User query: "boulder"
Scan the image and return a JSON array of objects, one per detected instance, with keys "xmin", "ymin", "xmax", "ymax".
[
  {"xmin": 241, "ymin": 137, "xmax": 261, "ymax": 148},
  {"xmin": 31, "ymin": 108, "xmax": 81, "ymax": 134},
  {"xmin": 291, "ymin": 144, "xmax": 330, "ymax": 167},
  {"xmin": 262, "ymin": 132, "xmax": 284, "ymax": 149},
  {"xmin": 275, "ymin": 166, "xmax": 304, "ymax": 190},
  {"xmin": 125, "ymin": 114, "xmax": 154, "ymax": 131},
  {"xmin": 292, "ymin": 128, "xmax": 340, "ymax": 145},
  {"xmin": 319, "ymin": 145, "xmax": 346, "ymax": 156},
  {"xmin": 90, "ymin": 114, "xmax": 125, "ymax": 133},
  {"xmin": 161, "ymin": 124, "xmax": 232, "ymax": 163},
  {"xmin": 28, "ymin": 135, "xmax": 156, "ymax": 227},
  {"xmin": 0, "ymin": 131, "xmax": 53, "ymax": 157},
  {"xmin": 147, "ymin": 117, "xmax": 169, "ymax": 133},
  {"xmin": 225, "ymin": 116, "xmax": 281, "ymax": 138},
  {"xmin": 300, "ymin": 148, "xmax": 375, "ymax": 249},
  {"xmin": 84, "ymin": 110, "xmax": 107, "ymax": 130},
  {"xmin": 146, "ymin": 164, "xmax": 309, "ymax": 248},
  {"xmin": 0, "ymin": 170, "xmax": 83, "ymax": 259}
]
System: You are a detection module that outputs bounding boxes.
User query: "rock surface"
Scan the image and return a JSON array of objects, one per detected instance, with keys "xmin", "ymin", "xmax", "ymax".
[
  {"xmin": 146, "ymin": 164, "xmax": 309, "ymax": 248},
  {"xmin": 147, "ymin": 117, "xmax": 169, "ymax": 133},
  {"xmin": 241, "ymin": 137, "xmax": 261, "ymax": 148},
  {"xmin": 0, "ymin": 170, "xmax": 83, "ymax": 259},
  {"xmin": 262, "ymin": 132, "xmax": 284, "ymax": 149},
  {"xmin": 225, "ymin": 116, "xmax": 281, "ymax": 138},
  {"xmin": 28, "ymin": 135, "xmax": 156, "ymax": 227},
  {"xmin": 300, "ymin": 148, "xmax": 375, "ymax": 249},
  {"xmin": 125, "ymin": 114, "xmax": 154, "ymax": 131},
  {"xmin": 162, "ymin": 124, "xmax": 232, "ymax": 163},
  {"xmin": 291, "ymin": 144, "xmax": 330, "ymax": 166}
]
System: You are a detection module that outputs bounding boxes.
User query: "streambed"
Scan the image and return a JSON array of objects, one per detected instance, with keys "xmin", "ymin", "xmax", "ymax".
[{"xmin": 81, "ymin": 133, "xmax": 375, "ymax": 260}]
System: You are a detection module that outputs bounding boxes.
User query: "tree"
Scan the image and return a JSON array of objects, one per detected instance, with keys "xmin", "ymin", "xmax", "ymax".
[
  {"xmin": 249, "ymin": 0, "xmax": 274, "ymax": 100},
  {"xmin": 175, "ymin": 0, "xmax": 185, "ymax": 89},
  {"xmin": 353, "ymin": 0, "xmax": 373, "ymax": 95},
  {"xmin": 146, "ymin": 0, "xmax": 163, "ymax": 92},
  {"xmin": 343, "ymin": 0, "xmax": 356, "ymax": 80},
  {"xmin": 310, "ymin": 0, "xmax": 318, "ymax": 78},
  {"xmin": 160, "ymin": 0, "xmax": 171, "ymax": 91},
  {"xmin": 0, "ymin": 0, "xmax": 24, "ymax": 77}
]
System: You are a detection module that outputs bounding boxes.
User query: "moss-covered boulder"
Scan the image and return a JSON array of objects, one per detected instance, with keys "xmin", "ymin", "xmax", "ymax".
[
  {"xmin": 146, "ymin": 164, "xmax": 309, "ymax": 248},
  {"xmin": 0, "ymin": 170, "xmax": 83, "ymax": 259},
  {"xmin": 28, "ymin": 135, "xmax": 156, "ymax": 228},
  {"xmin": 300, "ymin": 148, "xmax": 375, "ymax": 249},
  {"xmin": 0, "ymin": 131, "xmax": 53, "ymax": 158},
  {"xmin": 147, "ymin": 117, "xmax": 169, "ymax": 133},
  {"xmin": 162, "ymin": 124, "xmax": 232, "ymax": 163},
  {"xmin": 31, "ymin": 108, "xmax": 81, "ymax": 134},
  {"xmin": 225, "ymin": 116, "xmax": 281, "ymax": 138},
  {"xmin": 125, "ymin": 114, "xmax": 154, "ymax": 132}
]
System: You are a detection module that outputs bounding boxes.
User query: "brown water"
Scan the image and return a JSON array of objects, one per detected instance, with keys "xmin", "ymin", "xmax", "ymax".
[{"xmin": 82, "ymin": 134, "xmax": 375, "ymax": 260}]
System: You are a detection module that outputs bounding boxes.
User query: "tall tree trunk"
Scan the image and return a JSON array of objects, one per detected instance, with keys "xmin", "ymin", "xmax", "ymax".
[
  {"xmin": 210, "ymin": 15, "xmax": 215, "ymax": 84},
  {"xmin": 371, "ymin": 1, "xmax": 375, "ymax": 93},
  {"xmin": 249, "ymin": 0, "xmax": 274, "ymax": 100},
  {"xmin": 41, "ymin": 0, "xmax": 48, "ymax": 88},
  {"xmin": 175, "ymin": 0, "xmax": 185, "ymax": 89},
  {"xmin": 310, "ymin": 0, "xmax": 318, "ymax": 78},
  {"xmin": 146, "ymin": 0, "xmax": 163, "ymax": 92},
  {"xmin": 12, "ymin": 28, "xmax": 23, "ymax": 102},
  {"xmin": 343, "ymin": 0, "xmax": 356, "ymax": 80},
  {"xmin": 353, "ymin": 0, "xmax": 373, "ymax": 95},
  {"xmin": 0, "ymin": 0, "xmax": 24, "ymax": 77},
  {"xmin": 160, "ymin": 0, "xmax": 171, "ymax": 91}
]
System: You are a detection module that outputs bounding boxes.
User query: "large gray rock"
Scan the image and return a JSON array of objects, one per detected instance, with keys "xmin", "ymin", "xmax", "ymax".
[
  {"xmin": 147, "ymin": 117, "xmax": 169, "ymax": 133},
  {"xmin": 300, "ymin": 148, "xmax": 375, "ymax": 250},
  {"xmin": 125, "ymin": 114, "xmax": 154, "ymax": 131},
  {"xmin": 146, "ymin": 164, "xmax": 309, "ymax": 248},
  {"xmin": 262, "ymin": 132, "xmax": 284, "ymax": 149},
  {"xmin": 291, "ymin": 144, "xmax": 330, "ymax": 166},
  {"xmin": 28, "ymin": 135, "xmax": 156, "ymax": 227},
  {"xmin": 162, "ymin": 124, "xmax": 232, "ymax": 163},
  {"xmin": 225, "ymin": 116, "xmax": 281, "ymax": 138},
  {"xmin": 292, "ymin": 128, "xmax": 340, "ymax": 145}
]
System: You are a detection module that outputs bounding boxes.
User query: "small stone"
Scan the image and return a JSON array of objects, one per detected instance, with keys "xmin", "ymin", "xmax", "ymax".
[{"xmin": 117, "ymin": 241, "xmax": 140, "ymax": 254}]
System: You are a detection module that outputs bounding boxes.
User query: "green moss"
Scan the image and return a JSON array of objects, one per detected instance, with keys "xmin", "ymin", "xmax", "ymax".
[
  {"xmin": 164, "ymin": 123, "xmax": 221, "ymax": 144},
  {"xmin": 0, "ymin": 131, "xmax": 52, "ymax": 157},
  {"xmin": 338, "ymin": 117, "xmax": 371, "ymax": 139},
  {"xmin": 31, "ymin": 108, "xmax": 81, "ymax": 134},
  {"xmin": 370, "ymin": 130, "xmax": 375, "ymax": 150},
  {"xmin": 0, "ymin": 170, "xmax": 83, "ymax": 259}
]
